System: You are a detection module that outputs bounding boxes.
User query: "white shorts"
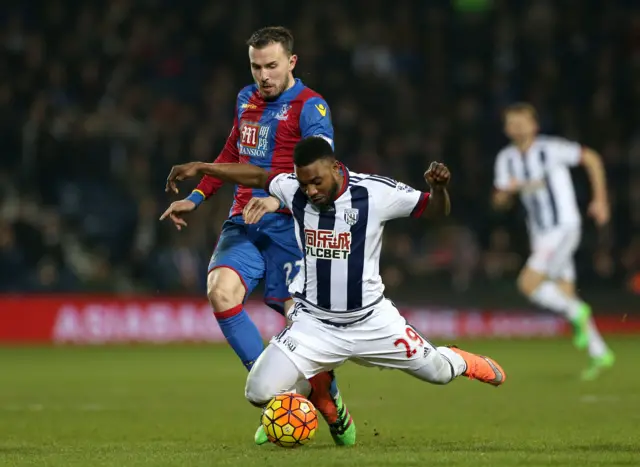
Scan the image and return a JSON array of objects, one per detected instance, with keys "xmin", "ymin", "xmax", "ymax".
[
  {"xmin": 526, "ymin": 226, "xmax": 581, "ymax": 282},
  {"xmin": 270, "ymin": 298, "xmax": 435, "ymax": 379}
]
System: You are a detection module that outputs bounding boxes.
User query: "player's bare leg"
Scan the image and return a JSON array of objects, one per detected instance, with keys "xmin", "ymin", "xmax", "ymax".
[
  {"xmin": 208, "ymin": 268, "xmax": 265, "ymax": 370},
  {"xmin": 518, "ymin": 267, "xmax": 589, "ymax": 347},
  {"xmin": 248, "ymin": 344, "xmax": 356, "ymax": 446},
  {"xmin": 518, "ymin": 267, "xmax": 614, "ymax": 379},
  {"xmin": 557, "ymin": 280, "xmax": 615, "ymax": 380},
  {"xmin": 518, "ymin": 267, "xmax": 590, "ymax": 346}
]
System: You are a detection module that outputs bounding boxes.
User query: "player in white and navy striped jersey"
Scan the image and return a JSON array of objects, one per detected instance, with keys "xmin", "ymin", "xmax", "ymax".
[
  {"xmin": 493, "ymin": 102, "xmax": 614, "ymax": 380},
  {"xmin": 264, "ymin": 168, "xmax": 429, "ymax": 324},
  {"xmin": 169, "ymin": 136, "xmax": 507, "ymax": 437}
]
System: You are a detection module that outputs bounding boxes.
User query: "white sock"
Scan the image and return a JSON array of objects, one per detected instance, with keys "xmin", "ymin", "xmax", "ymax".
[
  {"xmin": 436, "ymin": 346, "xmax": 467, "ymax": 377},
  {"xmin": 529, "ymin": 281, "xmax": 581, "ymax": 321},
  {"xmin": 586, "ymin": 317, "xmax": 608, "ymax": 358}
]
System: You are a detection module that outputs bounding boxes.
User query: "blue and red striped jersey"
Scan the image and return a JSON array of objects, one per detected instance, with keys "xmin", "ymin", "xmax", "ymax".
[{"xmin": 190, "ymin": 79, "xmax": 334, "ymax": 217}]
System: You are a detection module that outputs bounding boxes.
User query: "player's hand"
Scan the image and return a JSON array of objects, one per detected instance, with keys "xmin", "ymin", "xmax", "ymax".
[
  {"xmin": 513, "ymin": 179, "xmax": 546, "ymax": 194},
  {"xmin": 159, "ymin": 199, "xmax": 196, "ymax": 231},
  {"xmin": 243, "ymin": 197, "xmax": 281, "ymax": 225},
  {"xmin": 507, "ymin": 178, "xmax": 522, "ymax": 193},
  {"xmin": 165, "ymin": 162, "xmax": 203, "ymax": 194},
  {"xmin": 587, "ymin": 198, "xmax": 610, "ymax": 227},
  {"xmin": 424, "ymin": 162, "xmax": 450, "ymax": 188}
]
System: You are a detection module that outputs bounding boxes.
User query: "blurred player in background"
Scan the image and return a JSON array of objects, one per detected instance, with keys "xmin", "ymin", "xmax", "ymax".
[
  {"xmin": 492, "ymin": 103, "xmax": 615, "ymax": 380},
  {"xmin": 161, "ymin": 27, "xmax": 355, "ymax": 445}
]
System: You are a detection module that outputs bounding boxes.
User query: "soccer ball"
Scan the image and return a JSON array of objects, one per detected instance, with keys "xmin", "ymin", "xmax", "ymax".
[{"xmin": 261, "ymin": 393, "xmax": 318, "ymax": 448}]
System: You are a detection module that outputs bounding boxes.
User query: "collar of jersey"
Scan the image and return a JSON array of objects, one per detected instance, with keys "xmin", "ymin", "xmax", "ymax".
[{"xmin": 333, "ymin": 162, "xmax": 350, "ymax": 201}]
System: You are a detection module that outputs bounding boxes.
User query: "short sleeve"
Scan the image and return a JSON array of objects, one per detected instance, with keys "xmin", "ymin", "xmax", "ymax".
[
  {"xmin": 494, "ymin": 150, "xmax": 513, "ymax": 191},
  {"xmin": 366, "ymin": 177, "xmax": 429, "ymax": 222},
  {"xmin": 548, "ymin": 137, "xmax": 582, "ymax": 167},
  {"xmin": 299, "ymin": 97, "xmax": 334, "ymax": 149},
  {"xmin": 265, "ymin": 172, "xmax": 298, "ymax": 208}
]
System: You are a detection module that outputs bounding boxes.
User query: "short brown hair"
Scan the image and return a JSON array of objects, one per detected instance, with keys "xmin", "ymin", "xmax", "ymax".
[
  {"xmin": 503, "ymin": 102, "xmax": 538, "ymax": 122},
  {"xmin": 246, "ymin": 26, "xmax": 294, "ymax": 56}
]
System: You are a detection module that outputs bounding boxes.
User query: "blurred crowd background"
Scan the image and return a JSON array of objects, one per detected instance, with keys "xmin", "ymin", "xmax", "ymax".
[{"xmin": 0, "ymin": 0, "xmax": 638, "ymax": 308}]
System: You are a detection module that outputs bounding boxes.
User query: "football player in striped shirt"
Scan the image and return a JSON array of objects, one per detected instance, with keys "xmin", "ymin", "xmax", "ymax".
[
  {"xmin": 165, "ymin": 137, "xmax": 507, "ymax": 436},
  {"xmin": 493, "ymin": 103, "xmax": 614, "ymax": 380}
]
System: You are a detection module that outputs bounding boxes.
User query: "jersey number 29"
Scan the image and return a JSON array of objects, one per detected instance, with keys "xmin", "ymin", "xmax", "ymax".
[{"xmin": 394, "ymin": 327, "xmax": 425, "ymax": 358}]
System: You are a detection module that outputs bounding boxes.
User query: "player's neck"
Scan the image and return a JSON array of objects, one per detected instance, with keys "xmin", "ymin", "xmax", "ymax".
[
  {"xmin": 333, "ymin": 169, "xmax": 347, "ymax": 201},
  {"xmin": 515, "ymin": 136, "xmax": 536, "ymax": 153},
  {"xmin": 284, "ymin": 74, "xmax": 296, "ymax": 92}
]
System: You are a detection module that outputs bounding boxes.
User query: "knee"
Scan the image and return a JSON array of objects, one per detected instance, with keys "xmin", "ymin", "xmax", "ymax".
[
  {"xmin": 207, "ymin": 269, "xmax": 246, "ymax": 312},
  {"xmin": 418, "ymin": 363, "xmax": 453, "ymax": 385},
  {"xmin": 517, "ymin": 268, "xmax": 543, "ymax": 296},
  {"xmin": 207, "ymin": 286, "xmax": 237, "ymax": 312},
  {"xmin": 245, "ymin": 372, "xmax": 276, "ymax": 407},
  {"xmin": 428, "ymin": 370, "xmax": 453, "ymax": 385},
  {"xmin": 516, "ymin": 273, "xmax": 529, "ymax": 296},
  {"xmin": 412, "ymin": 354, "xmax": 455, "ymax": 385}
]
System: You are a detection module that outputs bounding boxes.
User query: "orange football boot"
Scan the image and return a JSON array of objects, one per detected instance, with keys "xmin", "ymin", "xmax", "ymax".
[{"xmin": 449, "ymin": 346, "xmax": 506, "ymax": 386}]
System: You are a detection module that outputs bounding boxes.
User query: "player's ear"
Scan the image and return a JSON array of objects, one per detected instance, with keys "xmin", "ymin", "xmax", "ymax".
[
  {"xmin": 332, "ymin": 159, "xmax": 341, "ymax": 175},
  {"xmin": 289, "ymin": 54, "xmax": 297, "ymax": 71}
]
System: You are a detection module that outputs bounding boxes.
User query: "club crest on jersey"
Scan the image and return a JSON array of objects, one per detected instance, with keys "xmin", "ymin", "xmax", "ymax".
[
  {"xmin": 239, "ymin": 122, "xmax": 269, "ymax": 157},
  {"xmin": 343, "ymin": 208, "xmax": 359, "ymax": 226},
  {"xmin": 396, "ymin": 182, "xmax": 415, "ymax": 193},
  {"xmin": 275, "ymin": 104, "xmax": 291, "ymax": 121},
  {"xmin": 305, "ymin": 229, "xmax": 351, "ymax": 259}
]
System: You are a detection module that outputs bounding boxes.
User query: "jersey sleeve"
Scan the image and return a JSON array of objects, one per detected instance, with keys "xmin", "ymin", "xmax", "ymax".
[
  {"xmin": 186, "ymin": 102, "xmax": 240, "ymax": 206},
  {"xmin": 299, "ymin": 96, "xmax": 334, "ymax": 149},
  {"xmin": 548, "ymin": 137, "xmax": 582, "ymax": 167},
  {"xmin": 368, "ymin": 178, "xmax": 430, "ymax": 222},
  {"xmin": 494, "ymin": 151, "xmax": 513, "ymax": 191},
  {"xmin": 265, "ymin": 172, "xmax": 298, "ymax": 208}
]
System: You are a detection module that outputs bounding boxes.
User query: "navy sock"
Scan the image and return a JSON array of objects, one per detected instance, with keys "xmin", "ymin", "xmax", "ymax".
[{"xmin": 215, "ymin": 304, "xmax": 264, "ymax": 370}]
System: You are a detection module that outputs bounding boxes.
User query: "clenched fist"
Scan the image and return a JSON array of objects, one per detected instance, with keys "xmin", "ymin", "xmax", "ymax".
[{"xmin": 424, "ymin": 162, "xmax": 451, "ymax": 188}]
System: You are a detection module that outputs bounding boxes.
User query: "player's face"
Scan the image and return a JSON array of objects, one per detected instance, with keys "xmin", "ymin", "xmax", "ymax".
[
  {"xmin": 504, "ymin": 111, "xmax": 538, "ymax": 142},
  {"xmin": 249, "ymin": 43, "xmax": 297, "ymax": 101},
  {"xmin": 296, "ymin": 159, "xmax": 341, "ymax": 207}
]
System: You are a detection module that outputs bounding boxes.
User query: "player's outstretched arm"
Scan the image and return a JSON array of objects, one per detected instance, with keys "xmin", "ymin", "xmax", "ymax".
[
  {"xmin": 165, "ymin": 162, "xmax": 269, "ymax": 194},
  {"xmin": 580, "ymin": 147, "xmax": 610, "ymax": 226},
  {"xmin": 422, "ymin": 162, "xmax": 451, "ymax": 218}
]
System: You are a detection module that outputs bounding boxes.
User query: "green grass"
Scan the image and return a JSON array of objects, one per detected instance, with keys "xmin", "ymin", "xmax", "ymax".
[{"xmin": 1, "ymin": 339, "xmax": 638, "ymax": 466}]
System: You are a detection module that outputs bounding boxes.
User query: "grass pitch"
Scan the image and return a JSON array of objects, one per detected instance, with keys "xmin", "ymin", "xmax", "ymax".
[{"xmin": 1, "ymin": 338, "xmax": 638, "ymax": 466}]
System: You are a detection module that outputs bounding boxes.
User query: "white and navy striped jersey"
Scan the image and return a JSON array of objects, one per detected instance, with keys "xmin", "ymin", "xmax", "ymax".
[
  {"xmin": 494, "ymin": 135, "xmax": 582, "ymax": 235},
  {"xmin": 266, "ymin": 165, "xmax": 429, "ymax": 322}
]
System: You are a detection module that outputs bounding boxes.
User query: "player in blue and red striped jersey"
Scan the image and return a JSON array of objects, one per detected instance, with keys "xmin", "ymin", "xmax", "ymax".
[{"xmin": 161, "ymin": 27, "xmax": 355, "ymax": 446}]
